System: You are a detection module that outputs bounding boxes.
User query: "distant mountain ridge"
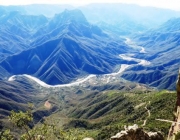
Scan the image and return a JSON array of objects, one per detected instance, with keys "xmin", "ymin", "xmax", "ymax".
[
  {"xmin": 0, "ymin": 10, "xmax": 49, "ymax": 59},
  {"xmin": 0, "ymin": 5, "xmax": 179, "ymax": 89},
  {"xmin": 1, "ymin": 3, "xmax": 180, "ymax": 36},
  {"xmin": 0, "ymin": 9, "xmax": 135, "ymax": 85},
  {"xmin": 0, "ymin": 5, "xmax": 179, "ymax": 138},
  {"xmin": 122, "ymin": 18, "xmax": 180, "ymax": 89}
]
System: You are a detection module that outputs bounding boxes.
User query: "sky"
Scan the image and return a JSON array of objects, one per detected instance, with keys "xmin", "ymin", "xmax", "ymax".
[{"xmin": 0, "ymin": 0, "xmax": 180, "ymax": 11}]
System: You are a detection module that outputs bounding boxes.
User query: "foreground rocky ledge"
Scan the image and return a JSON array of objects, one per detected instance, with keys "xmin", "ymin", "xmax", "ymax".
[{"xmin": 111, "ymin": 124, "xmax": 163, "ymax": 140}]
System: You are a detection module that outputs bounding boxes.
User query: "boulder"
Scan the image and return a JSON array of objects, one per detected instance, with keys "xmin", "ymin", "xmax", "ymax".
[
  {"xmin": 83, "ymin": 137, "xmax": 94, "ymax": 140},
  {"xmin": 111, "ymin": 124, "xmax": 163, "ymax": 140},
  {"xmin": 148, "ymin": 132, "xmax": 164, "ymax": 140}
]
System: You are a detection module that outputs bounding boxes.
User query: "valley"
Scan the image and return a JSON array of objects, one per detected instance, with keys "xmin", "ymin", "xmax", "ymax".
[
  {"xmin": 7, "ymin": 36, "xmax": 150, "ymax": 89},
  {"xmin": 0, "ymin": 2, "xmax": 180, "ymax": 140}
]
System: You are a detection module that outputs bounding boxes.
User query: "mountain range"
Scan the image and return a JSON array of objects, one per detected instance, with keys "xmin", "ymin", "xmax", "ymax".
[
  {"xmin": 0, "ymin": 9, "xmax": 137, "ymax": 85},
  {"xmin": 0, "ymin": 4, "xmax": 180, "ymax": 139},
  {"xmin": 122, "ymin": 18, "xmax": 180, "ymax": 89},
  {"xmin": 0, "ymin": 5, "xmax": 179, "ymax": 88}
]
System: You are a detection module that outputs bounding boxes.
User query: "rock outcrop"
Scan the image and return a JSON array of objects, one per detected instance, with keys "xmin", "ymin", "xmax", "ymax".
[
  {"xmin": 176, "ymin": 69, "xmax": 180, "ymax": 106},
  {"xmin": 111, "ymin": 124, "xmax": 163, "ymax": 140},
  {"xmin": 147, "ymin": 132, "xmax": 164, "ymax": 140},
  {"xmin": 83, "ymin": 138, "xmax": 94, "ymax": 140}
]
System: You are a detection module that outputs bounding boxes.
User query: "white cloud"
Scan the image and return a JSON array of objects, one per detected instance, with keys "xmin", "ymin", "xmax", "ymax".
[{"xmin": 0, "ymin": 0, "xmax": 179, "ymax": 10}]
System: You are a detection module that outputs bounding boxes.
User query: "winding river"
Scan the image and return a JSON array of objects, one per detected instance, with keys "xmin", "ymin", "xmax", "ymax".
[{"xmin": 8, "ymin": 38, "xmax": 150, "ymax": 88}]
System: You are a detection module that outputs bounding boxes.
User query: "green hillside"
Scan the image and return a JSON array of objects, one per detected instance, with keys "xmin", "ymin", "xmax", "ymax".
[{"xmin": 0, "ymin": 77, "xmax": 176, "ymax": 139}]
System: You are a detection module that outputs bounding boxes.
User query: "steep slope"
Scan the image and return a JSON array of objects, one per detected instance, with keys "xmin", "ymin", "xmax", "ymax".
[
  {"xmin": 0, "ymin": 11, "xmax": 49, "ymax": 61},
  {"xmin": 0, "ymin": 76, "xmax": 63, "ymax": 130},
  {"xmin": 0, "ymin": 9, "xmax": 136, "ymax": 85},
  {"xmin": 0, "ymin": 11, "xmax": 48, "ymax": 36},
  {"xmin": 0, "ymin": 4, "xmax": 179, "ymax": 139},
  {"xmin": 122, "ymin": 18, "xmax": 180, "ymax": 89},
  {"xmin": 1, "ymin": 72, "xmax": 176, "ymax": 139},
  {"xmin": 31, "ymin": 9, "xmax": 109, "ymax": 45},
  {"xmin": 0, "ymin": 78, "xmax": 36, "ymax": 118},
  {"xmin": 65, "ymin": 89, "xmax": 175, "ymax": 139}
]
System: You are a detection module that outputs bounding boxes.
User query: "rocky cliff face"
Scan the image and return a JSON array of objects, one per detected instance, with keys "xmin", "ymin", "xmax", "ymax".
[
  {"xmin": 111, "ymin": 124, "xmax": 164, "ymax": 140},
  {"xmin": 176, "ymin": 69, "xmax": 180, "ymax": 106}
]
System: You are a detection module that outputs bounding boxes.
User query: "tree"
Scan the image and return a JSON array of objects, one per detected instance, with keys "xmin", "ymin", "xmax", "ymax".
[
  {"xmin": 0, "ymin": 129, "xmax": 14, "ymax": 140},
  {"xmin": 8, "ymin": 104, "xmax": 67, "ymax": 139},
  {"xmin": 9, "ymin": 104, "xmax": 33, "ymax": 139},
  {"xmin": 4, "ymin": 103, "xmax": 89, "ymax": 140}
]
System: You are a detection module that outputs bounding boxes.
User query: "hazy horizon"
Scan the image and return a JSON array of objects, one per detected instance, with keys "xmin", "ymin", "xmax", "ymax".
[{"xmin": 0, "ymin": 0, "xmax": 180, "ymax": 11}]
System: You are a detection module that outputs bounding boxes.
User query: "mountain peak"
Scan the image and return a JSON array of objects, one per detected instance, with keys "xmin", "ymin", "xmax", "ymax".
[
  {"xmin": 62, "ymin": 9, "xmax": 87, "ymax": 22},
  {"xmin": 53, "ymin": 9, "xmax": 88, "ymax": 25}
]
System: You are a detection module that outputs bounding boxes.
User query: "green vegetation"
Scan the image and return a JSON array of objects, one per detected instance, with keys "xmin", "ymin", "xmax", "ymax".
[
  {"xmin": 1, "ymin": 105, "xmax": 92, "ymax": 140},
  {"xmin": 68, "ymin": 90, "xmax": 176, "ymax": 139},
  {"xmin": 0, "ymin": 129, "xmax": 14, "ymax": 140},
  {"xmin": 175, "ymin": 131, "xmax": 180, "ymax": 140},
  {"xmin": 0, "ymin": 89, "xmax": 176, "ymax": 139},
  {"xmin": 96, "ymin": 125, "xmax": 123, "ymax": 139}
]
